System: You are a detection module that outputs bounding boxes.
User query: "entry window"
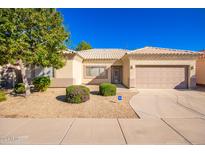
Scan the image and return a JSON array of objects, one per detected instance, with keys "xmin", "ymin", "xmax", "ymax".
[{"xmin": 86, "ymin": 66, "xmax": 107, "ymax": 78}]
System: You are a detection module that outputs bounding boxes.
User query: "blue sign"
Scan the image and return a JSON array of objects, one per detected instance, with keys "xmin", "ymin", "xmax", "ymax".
[{"xmin": 118, "ymin": 96, "xmax": 122, "ymax": 101}]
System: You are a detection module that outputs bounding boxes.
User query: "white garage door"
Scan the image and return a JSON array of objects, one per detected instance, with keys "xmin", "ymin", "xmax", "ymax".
[{"xmin": 135, "ymin": 66, "xmax": 188, "ymax": 89}]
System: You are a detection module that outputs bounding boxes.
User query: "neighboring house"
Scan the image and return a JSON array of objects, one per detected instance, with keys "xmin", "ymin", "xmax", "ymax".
[
  {"xmin": 51, "ymin": 47, "xmax": 201, "ymax": 89},
  {"xmin": 196, "ymin": 50, "xmax": 205, "ymax": 86}
]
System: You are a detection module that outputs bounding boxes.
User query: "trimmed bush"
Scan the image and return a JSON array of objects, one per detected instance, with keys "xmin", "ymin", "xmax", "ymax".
[
  {"xmin": 66, "ymin": 85, "xmax": 90, "ymax": 103},
  {"xmin": 99, "ymin": 83, "xmax": 116, "ymax": 96},
  {"xmin": 33, "ymin": 76, "xmax": 51, "ymax": 92},
  {"xmin": 0, "ymin": 90, "xmax": 6, "ymax": 102},
  {"xmin": 14, "ymin": 83, "xmax": 26, "ymax": 94}
]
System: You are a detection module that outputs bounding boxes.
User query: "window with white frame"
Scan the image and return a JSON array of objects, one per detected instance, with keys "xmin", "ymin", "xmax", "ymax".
[{"xmin": 85, "ymin": 66, "xmax": 107, "ymax": 78}]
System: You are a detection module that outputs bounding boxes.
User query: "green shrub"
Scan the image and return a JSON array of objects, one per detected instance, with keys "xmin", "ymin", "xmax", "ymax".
[
  {"xmin": 33, "ymin": 76, "xmax": 51, "ymax": 92},
  {"xmin": 14, "ymin": 83, "xmax": 26, "ymax": 94},
  {"xmin": 99, "ymin": 83, "xmax": 116, "ymax": 96},
  {"xmin": 66, "ymin": 85, "xmax": 90, "ymax": 103},
  {"xmin": 0, "ymin": 90, "xmax": 6, "ymax": 102}
]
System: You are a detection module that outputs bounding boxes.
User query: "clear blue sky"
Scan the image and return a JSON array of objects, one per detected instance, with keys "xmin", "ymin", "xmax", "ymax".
[{"xmin": 57, "ymin": 8, "xmax": 205, "ymax": 51}]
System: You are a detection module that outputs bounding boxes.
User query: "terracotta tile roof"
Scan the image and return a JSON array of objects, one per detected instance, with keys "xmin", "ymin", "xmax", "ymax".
[
  {"xmin": 63, "ymin": 47, "xmax": 202, "ymax": 60},
  {"xmin": 128, "ymin": 47, "xmax": 200, "ymax": 55},
  {"xmin": 77, "ymin": 49, "xmax": 128, "ymax": 60}
]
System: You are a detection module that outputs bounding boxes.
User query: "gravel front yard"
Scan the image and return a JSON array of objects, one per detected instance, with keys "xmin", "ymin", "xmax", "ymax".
[{"xmin": 0, "ymin": 86, "xmax": 138, "ymax": 118}]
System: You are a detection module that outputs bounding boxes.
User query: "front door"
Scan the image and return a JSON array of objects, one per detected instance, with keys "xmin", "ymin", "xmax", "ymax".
[{"xmin": 111, "ymin": 66, "xmax": 122, "ymax": 84}]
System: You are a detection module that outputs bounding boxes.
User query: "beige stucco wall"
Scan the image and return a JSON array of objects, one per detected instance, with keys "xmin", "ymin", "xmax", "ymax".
[
  {"xmin": 51, "ymin": 54, "xmax": 83, "ymax": 87},
  {"xmin": 196, "ymin": 58, "xmax": 205, "ymax": 85},
  {"xmin": 128, "ymin": 56, "xmax": 197, "ymax": 89},
  {"xmin": 82, "ymin": 59, "xmax": 122, "ymax": 84},
  {"xmin": 121, "ymin": 56, "xmax": 130, "ymax": 88},
  {"xmin": 72, "ymin": 55, "xmax": 83, "ymax": 85},
  {"xmin": 55, "ymin": 59, "xmax": 73, "ymax": 79}
]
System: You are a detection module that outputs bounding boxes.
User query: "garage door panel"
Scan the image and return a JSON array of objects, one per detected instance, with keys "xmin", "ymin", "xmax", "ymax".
[{"xmin": 135, "ymin": 66, "xmax": 188, "ymax": 89}]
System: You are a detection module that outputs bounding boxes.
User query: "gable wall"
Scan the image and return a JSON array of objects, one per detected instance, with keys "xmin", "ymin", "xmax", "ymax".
[{"xmin": 51, "ymin": 54, "xmax": 83, "ymax": 87}]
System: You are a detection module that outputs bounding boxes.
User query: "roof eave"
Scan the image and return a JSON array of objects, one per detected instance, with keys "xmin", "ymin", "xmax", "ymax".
[
  {"xmin": 63, "ymin": 51, "xmax": 84, "ymax": 59},
  {"xmin": 82, "ymin": 58, "xmax": 121, "ymax": 60},
  {"xmin": 127, "ymin": 52, "xmax": 202, "ymax": 56}
]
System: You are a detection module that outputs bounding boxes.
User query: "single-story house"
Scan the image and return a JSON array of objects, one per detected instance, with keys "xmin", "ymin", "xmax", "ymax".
[
  {"xmin": 196, "ymin": 50, "xmax": 205, "ymax": 86},
  {"xmin": 50, "ymin": 46, "xmax": 201, "ymax": 89},
  {"xmin": 1, "ymin": 46, "xmax": 202, "ymax": 89}
]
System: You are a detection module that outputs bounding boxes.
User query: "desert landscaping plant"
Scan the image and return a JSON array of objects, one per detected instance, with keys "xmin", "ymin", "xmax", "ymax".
[
  {"xmin": 99, "ymin": 83, "xmax": 116, "ymax": 96},
  {"xmin": 33, "ymin": 76, "xmax": 51, "ymax": 92},
  {"xmin": 14, "ymin": 83, "xmax": 26, "ymax": 94},
  {"xmin": 66, "ymin": 85, "xmax": 90, "ymax": 103},
  {"xmin": 0, "ymin": 9, "xmax": 69, "ymax": 95},
  {"xmin": 0, "ymin": 90, "xmax": 6, "ymax": 102}
]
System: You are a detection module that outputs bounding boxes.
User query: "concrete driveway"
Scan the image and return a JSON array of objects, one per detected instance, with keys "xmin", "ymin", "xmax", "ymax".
[
  {"xmin": 130, "ymin": 89, "xmax": 205, "ymax": 118},
  {"xmin": 129, "ymin": 88, "xmax": 205, "ymax": 144}
]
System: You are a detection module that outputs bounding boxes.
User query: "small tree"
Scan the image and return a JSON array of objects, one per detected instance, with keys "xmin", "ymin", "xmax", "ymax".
[
  {"xmin": 75, "ymin": 41, "xmax": 92, "ymax": 51},
  {"xmin": 0, "ymin": 9, "xmax": 69, "ymax": 95}
]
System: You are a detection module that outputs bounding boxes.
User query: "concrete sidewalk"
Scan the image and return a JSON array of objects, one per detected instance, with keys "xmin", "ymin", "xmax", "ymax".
[{"xmin": 0, "ymin": 118, "xmax": 205, "ymax": 145}]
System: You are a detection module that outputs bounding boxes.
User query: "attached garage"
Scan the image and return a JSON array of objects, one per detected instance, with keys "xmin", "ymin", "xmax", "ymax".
[
  {"xmin": 135, "ymin": 66, "xmax": 188, "ymax": 89},
  {"xmin": 124, "ymin": 47, "xmax": 202, "ymax": 89}
]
